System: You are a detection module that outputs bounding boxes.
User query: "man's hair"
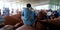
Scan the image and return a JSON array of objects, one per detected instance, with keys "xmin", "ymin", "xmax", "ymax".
[{"xmin": 26, "ymin": 3, "xmax": 31, "ymax": 8}]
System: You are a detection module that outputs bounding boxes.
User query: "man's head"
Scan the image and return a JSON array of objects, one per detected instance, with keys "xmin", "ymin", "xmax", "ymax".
[{"xmin": 26, "ymin": 3, "xmax": 31, "ymax": 8}]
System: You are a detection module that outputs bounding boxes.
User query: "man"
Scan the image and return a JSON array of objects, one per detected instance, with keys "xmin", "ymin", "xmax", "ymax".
[
  {"xmin": 54, "ymin": 10, "xmax": 60, "ymax": 18},
  {"xmin": 47, "ymin": 10, "xmax": 52, "ymax": 19},
  {"xmin": 0, "ymin": 9, "xmax": 4, "ymax": 24},
  {"xmin": 22, "ymin": 3, "xmax": 36, "ymax": 27},
  {"xmin": 3, "ymin": 8, "xmax": 10, "ymax": 16}
]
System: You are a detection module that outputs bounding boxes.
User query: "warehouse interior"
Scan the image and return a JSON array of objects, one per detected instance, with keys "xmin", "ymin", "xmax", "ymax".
[{"xmin": 0, "ymin": 0, "xmax": 60, "ymax": 30}]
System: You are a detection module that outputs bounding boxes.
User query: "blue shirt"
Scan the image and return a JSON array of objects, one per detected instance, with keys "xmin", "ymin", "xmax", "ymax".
[
  {"xmin": 54, "ymin": 12, "xmax": 60, "ymax": 17},
  {"xmin": 22, "ymin": 8, "xmax": 36, "ymax": 25},
  {"xmin": 3, "ymin": 8, "xmax": 9, "ymax": 16}
]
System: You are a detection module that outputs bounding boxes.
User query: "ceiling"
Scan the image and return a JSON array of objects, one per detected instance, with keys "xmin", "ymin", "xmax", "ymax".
[{"xmin": 0, "ymin": 0, "xmax": 49, "ymax": 6}]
